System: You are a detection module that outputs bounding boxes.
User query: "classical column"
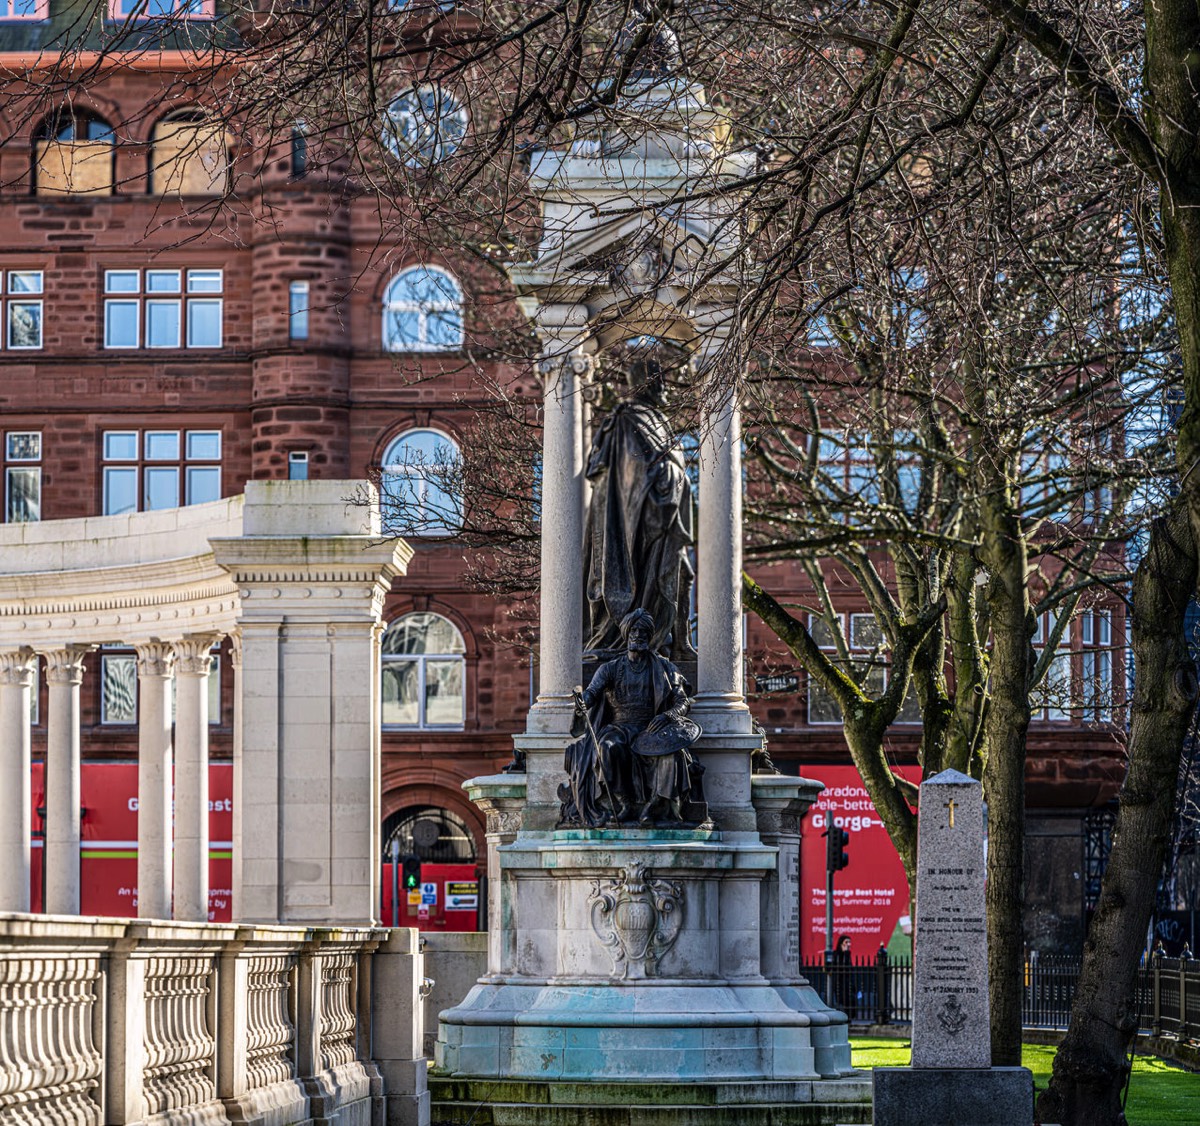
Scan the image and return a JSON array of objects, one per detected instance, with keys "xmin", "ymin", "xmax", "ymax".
[
  {"xmin": 530, "ymin": 322, "xmax": 592, "ymax": 732},
  {"xmin": 229, "ymin": 634, "xmax": 244, "ymax": 918},
  {"xmin": 174, "ymin": 635, "xmax": 217, "ymax": 921},
  {"xmin": 0, "ymin": 650, "xmax": 37, "ymax": 911},
  {"xmin": 44, "ymin": 646, "xmax": 89, "ymax": 916},
  {"xmin": 695, "ymin": 337, "xmax": 751, "ymax": 731},
  {"xmin": 135, "ymin": 642, "xmax": 175, "ymax": 920}
]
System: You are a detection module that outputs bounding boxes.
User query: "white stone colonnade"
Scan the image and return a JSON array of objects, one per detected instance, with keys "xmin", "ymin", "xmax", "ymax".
[{"xmin": 0, "ymin": 481, "xmax": 409, "ymax": 926}]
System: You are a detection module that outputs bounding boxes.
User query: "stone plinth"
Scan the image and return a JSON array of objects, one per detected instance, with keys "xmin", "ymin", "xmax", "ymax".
[
  {"xmin": 437, "ymin": 773, "xmax": 856, "ymax": 1089},
  {"xmin": 873, "ymin": 1067, "xmax": 1033, "ymax": 1126}
]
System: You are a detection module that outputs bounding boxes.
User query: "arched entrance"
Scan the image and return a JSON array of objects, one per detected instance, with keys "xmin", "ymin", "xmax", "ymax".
[{"xmin": 381, "ymin": 805, "xmax": 477, "ymax": 864}]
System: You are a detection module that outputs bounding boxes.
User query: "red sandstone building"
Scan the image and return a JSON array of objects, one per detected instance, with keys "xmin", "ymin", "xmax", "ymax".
[{"xmin": 0, "ymin": 2, "xmax": 1126, "ymax": 953}]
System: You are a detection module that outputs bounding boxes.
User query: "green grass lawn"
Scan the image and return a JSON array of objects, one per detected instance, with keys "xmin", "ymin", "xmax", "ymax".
[{"xmin": 851, "ymin": 1038, "xmax": 1200, "ymax": 1125}]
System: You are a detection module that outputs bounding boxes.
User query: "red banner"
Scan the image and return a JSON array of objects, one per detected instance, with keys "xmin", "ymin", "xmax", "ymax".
[
  {"xmin": 799, "ymin": 763, "xmax": 921, "ymax": 959},
  {"xmin": 30, "ymin": 762, "xmax": 233, "ymax": 921}
]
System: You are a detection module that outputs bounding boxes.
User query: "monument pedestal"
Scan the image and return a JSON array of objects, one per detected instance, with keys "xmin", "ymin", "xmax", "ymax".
[
  {"xmin": 873, "ymin": 1067, "xmax": 1033, "ymax": 1126},
  {"xmin": 436, "ymin": 771, "xmax": 862, "ymax": 1113}
]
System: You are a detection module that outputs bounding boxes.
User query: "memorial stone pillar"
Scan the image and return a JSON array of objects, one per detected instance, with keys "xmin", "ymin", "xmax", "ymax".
[
  {"xmin": 0, "ymin": 649, "xmax": 37, "ymax": 911},
  {"xmin": 135, "ymin": 642, "xmax": 175, "ymax": 920},
  {"xmin": 174, "ymin": 635, "xmax": 218, "ymax": 921},
  {"xmin": 43, "ymin": 645, "xmax": 90, "ymax": 916}
]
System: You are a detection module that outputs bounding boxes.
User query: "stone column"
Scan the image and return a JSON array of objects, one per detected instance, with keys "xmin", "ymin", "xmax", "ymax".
[
  {"xmin": 43, "ymin": 646, "xmax": 89, "ymax": 916},
  {"xmin": 0, "ymin": 650, "xmax": 37, "ymax": 911},
  {"xmin": 174, "ymin": 635, "xmax": 217, "ymax": 922},
  {"xmin": 135, "ymin": 643, "xmax": 175, "ymax": 920},
  {"xmin": 211, "ymin": 480, "xmax": 411, "ymax": 925},
  {"xmin": 528, "ymin": 316, "xmax": 592, "ymax": 735},
  {"xmin": 694, "ymin": 328, "xmax": 751, "ymax": 733},
  {"xmin": 229, "ymin": 635, "xmax": 244, "ymax": 917}
]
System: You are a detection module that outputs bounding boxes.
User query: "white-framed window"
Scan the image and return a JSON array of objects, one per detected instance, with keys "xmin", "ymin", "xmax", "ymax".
[
  {"xmin": 288, "ymin": 450, "xmax": 309, "ymax": 480},
  {"xmin": 817, "ymin": 429, "xmax": 920, "ymax": 519},
  {"xmin": 382, "ymin": 266, "xmax": 463, "ymax": 352},
  {"xmin": 381, "ymin": 84, "xmax": 467, "ymax": 167},
  {"xmin": 1031, "ymin": 612, "xmax": 1073, "ymax": 721},
  {"xmin": 1081, "ymin": 608, "xmax": 1115, "ymax": 723},
  {"xmin": 4, "ymin": 430, "xmax": 41, "ymax": 523},
  {"xmin": 380, "ymin": 428, "xmax": 463, "ymax": 535},
  {"xmin": 381, "ymin": 612, "xmax": 466, "ymax": 729},
  {"xmin": 288, "ymin": 280, "xmax": 309, "ymax": 340},
  {"xmin": 102, "ymin": 428, "xmax": 222, "ymax": 515},
  {"xmin": 806, "ymin": 612, "xmax": 920, "ymax": 725},
  {"xmin": 3, "ymin": 270, "xmax": 43, "ymax": 349},
  {"xmin": 103, "ymin": 268, "xmax": 223, "ymax": 349}
]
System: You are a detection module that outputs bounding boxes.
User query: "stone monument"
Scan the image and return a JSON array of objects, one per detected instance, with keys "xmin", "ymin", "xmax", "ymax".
[
  {"xmin": 430, "ymin": 11, "xmax": 869, "ymax": 1123},
  {"xmin": 873, "ymin": 770, "xmax": 1033, "ymax": 1126}
]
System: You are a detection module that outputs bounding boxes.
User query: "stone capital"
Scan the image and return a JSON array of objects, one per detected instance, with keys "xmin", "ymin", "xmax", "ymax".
[
  {"xmin": 42, "ymin": 646, "xmax": 91, "ymax": 686},
  {"xmin": 537, "ymin": 349, "xmax": 596, "ymax": 384},
  {"xmin": 134, "ymin": 641, "xmax": 176, "ymax": 680},
  {"xmin": 173, "ymin": 635, "xmax": 222, "ymax": 677},
  {"xmin": 0, "ymin": 649, "xmax": 37, "ymax": 688},
  {"xmin": 228, "ymin": 633, "xmax": 242, "ymax": 670}
]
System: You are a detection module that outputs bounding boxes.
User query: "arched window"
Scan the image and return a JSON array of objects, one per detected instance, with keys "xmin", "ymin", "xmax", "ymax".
[
  {"xmin": 380, "ymin": 84, "xmax": 467, "ymax": 167},
  {"xmin": 381, "ymin": 612, "xmax": 466, "ymax": 729},
  {"xmin": 380, "ymin": 428, "xmax": 463, "ymax": 535},
  {"xmin": 33, "ymin": 111, "xmax": 115, "ymax": 196},
  {"xmin": 381, "ymin": 805, "xmax": 476, "ymax": 864},
  {"xmin": 150, "ymin": 110, "xmax": 228, "ymax": 196},
  {"xmin": 382, "ymin": 266, "xmax": 463, "ymax": 352}
]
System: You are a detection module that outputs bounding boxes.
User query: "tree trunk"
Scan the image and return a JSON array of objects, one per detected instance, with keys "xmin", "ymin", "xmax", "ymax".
[
  {"xmin": 1037, "ymin": 506, "xmax": 1197, "ymax": 1126},
  {"xmin": 979, "ymin": 508, "xmax": 1032, "ymax": 1068}
]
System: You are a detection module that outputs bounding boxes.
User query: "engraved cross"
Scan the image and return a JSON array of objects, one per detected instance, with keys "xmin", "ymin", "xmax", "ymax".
[{"xmin": 944, "ymin": 798, "xmax": 956, "ymax": 829}]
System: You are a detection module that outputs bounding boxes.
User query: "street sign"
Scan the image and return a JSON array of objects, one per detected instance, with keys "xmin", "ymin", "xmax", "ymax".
[
  {"xmin": 445, "ymin": 880, "xmax": 478, "ymax": 910},
  {"xmin": 421, "ymin": 881, "xmax": 438, "ymax": 906}
]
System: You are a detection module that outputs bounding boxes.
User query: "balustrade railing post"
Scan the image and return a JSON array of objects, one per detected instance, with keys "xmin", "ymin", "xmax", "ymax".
[
  {"xmin": 217, "ymin": 932, "xmax": 250, "ymax": 1106},
  {"xmin": 105, "ymin": 934, "xmax": 147, "ymax": 1125},
  {"xmin": 296, "ymin": 938, "xmax": 322, "ymax": 1082}
]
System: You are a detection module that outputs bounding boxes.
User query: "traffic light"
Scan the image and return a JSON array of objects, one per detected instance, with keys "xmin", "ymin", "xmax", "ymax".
[
  {"xmin": 402, "ymin": 854, "xmax": 421, "ymax": 891},
  {"xmin": 825, "ymin": 825, "xmax": 850, "ymax": 873}
]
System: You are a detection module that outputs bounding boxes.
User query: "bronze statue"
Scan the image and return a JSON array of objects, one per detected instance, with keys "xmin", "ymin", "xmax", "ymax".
[
  {"xmin": 583, "ymin": 342, "xmax": 695, "ymax": 661},
  {"xmin": 559, "ymin": 609, "xmax": 704, "ymax": 828}
]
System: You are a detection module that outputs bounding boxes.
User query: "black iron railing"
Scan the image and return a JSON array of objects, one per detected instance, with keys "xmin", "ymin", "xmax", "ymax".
[{"xmin": 801, "ymin": 947, "xmax": 1200, "ymax": 1039}]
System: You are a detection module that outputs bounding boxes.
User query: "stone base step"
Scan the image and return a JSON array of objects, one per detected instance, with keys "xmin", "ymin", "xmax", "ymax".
[{"xmin": 429, "ymin": 1076, "xmax": 873, "ymax": 1126}]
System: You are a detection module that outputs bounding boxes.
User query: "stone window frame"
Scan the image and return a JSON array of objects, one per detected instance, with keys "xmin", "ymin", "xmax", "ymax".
[
  {"xmin": 380, "ymin": 611, "xmax": 467, "ymax": 731},
  {"xmin": 32, "ymin": 110, "xmax": 116, "ymax": 197},
  {"xmin": 100, "ymin": 427, "xmax": 223, "ymax": 515},
  {"xmin": 3, "ymin": 430, "xmax": 41, "ymax": 524},
  {"xmin": 0, "ymin": 0, "xmax": 48, "ymax": 20},
  {"xmin": 2, "ymin": 269, "xmax": 43, "ymax": 351},
  {"xmin": 805, "ymin": 611, "xmax": 921, "ymax": 727},
  {"xmin": 103, "ymin": 267, "xmax": 224, "ymax": 350},
  {"xmin": 288, "ymin": 280, "xmax": 309, "ymax": 341},
  {"xmin": 379, "ymin": 427, "xmax": 463, "ymax": 536},
  {"xmin": 381, "ymin": 265, "xmax": 464, "ymax": 353},
  {"xmin": 106, "ymin": 0, "xmax": 215, "ymax": 20}
]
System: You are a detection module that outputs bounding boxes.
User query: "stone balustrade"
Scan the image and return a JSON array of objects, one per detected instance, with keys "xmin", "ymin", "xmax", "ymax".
[{"xmin": 0, "ymin": 914, "xmax": 428, "ymax": 1126}]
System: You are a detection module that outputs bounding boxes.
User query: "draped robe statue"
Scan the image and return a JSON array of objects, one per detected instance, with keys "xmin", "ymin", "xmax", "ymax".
[{"xmin": 583, "ymin": 354, "xmax": 695, "ymax": 661}]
